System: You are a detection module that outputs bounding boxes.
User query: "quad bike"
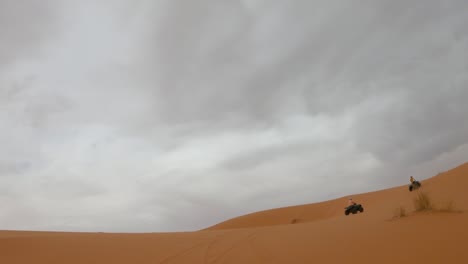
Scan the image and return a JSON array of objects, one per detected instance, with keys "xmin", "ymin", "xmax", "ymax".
[
  {"xmin": 344, "ymin": 204, "xmax": 364, "ymax": 215},
  {"xmin": 409, "ymin": 181, "xmax": 421, "ymax": 192}
]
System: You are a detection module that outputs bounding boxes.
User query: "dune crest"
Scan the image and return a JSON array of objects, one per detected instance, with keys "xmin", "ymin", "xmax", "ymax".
[{"xmin": 207, "ymin": 162, "xmax": 468, "ymax": 230}]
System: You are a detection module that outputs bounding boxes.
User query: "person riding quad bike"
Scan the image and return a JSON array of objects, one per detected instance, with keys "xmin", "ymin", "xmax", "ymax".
[
  {"xmin": 344, "ymin": 198, "xmax": 364, "ymax": 215},
  {"xmin": 409, "ymin": 176, "xmax": 422, "ymax": 191}
]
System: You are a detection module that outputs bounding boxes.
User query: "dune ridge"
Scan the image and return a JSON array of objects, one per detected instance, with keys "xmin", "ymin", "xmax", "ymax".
[
  {"xmin": 1, "ymin": 162, "xmax": 467, "ymax": 263},
  {"xmin": 207, "ymin": 162, "xmax": 468, "ymax": 230}
]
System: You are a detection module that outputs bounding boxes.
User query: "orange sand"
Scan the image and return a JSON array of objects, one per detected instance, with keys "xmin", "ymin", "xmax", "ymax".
[{"xmin": 1, "ymin": 162, "xmax": 467, "ymax": 263}]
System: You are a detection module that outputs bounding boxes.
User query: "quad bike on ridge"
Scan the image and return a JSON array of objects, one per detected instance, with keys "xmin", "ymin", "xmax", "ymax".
[
  {"xmin": 344, "ymin": 204, "xmax": 364, "ymax": 215},
  {"xmin": 409, "ymin": 181, "xmax": 422, "ymax": 192}
]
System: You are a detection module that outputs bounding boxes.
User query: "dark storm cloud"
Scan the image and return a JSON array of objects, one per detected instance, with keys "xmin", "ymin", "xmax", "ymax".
[
  {"xmin": 148, "ymin": 1, "xmax": 468, "ymax": 121},
  {"xmin": 354, "ymin": 87, "xmax": 468, "ymax": 164},
  {"xmin": 147, "ymin": 0, "xmax": 468, "ymax": 166}
]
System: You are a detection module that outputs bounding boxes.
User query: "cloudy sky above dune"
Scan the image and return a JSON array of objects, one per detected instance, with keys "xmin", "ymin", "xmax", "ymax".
[{"xmin": 1, "ymin": 0, "xmax": 468, "ymax": 232}]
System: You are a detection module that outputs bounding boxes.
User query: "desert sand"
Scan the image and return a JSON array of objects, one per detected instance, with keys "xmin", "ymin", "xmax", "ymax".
[{"xmin": 1, "ymin": 162, "xmax": 467, "ymax": 263}]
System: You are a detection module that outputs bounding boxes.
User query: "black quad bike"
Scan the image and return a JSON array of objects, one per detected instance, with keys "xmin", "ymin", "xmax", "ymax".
[
  {"xmin": 409, "ymin": 181, "xmax": 422, "ymax": 192},
  {"xmin": 344, "ymin": 204, "xmax": 364, "ymax": 215}
]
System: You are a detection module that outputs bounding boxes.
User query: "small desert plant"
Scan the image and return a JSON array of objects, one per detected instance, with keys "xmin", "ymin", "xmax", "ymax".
[
  {"xmin": 438, "ymin": 200, "xmax": 457, "ymax": 212},
  {"xmin": 393, "ymin": 206, "xmax": 407, "ymax": 218},
  {"xmin": 290, "ymin": 218, "xmax": 299, "ymax": 224},
  {"xmin": 413, "ymin": 192, "xmax": 433, "ymax": 211}
]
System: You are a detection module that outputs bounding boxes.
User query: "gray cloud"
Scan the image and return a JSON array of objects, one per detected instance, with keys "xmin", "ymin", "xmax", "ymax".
[
  {"xmin": 1, "ymin": 0, "xmax": 468, "ymax": 232},
  {"xmin": 0, "ymin": 0, "xmax": 60, "ymax": 67}
]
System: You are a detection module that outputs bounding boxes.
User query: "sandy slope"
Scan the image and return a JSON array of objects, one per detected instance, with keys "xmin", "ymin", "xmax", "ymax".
[{"xmin": 1, "ymin": 162, "xmax": 467, "ymax": 263}]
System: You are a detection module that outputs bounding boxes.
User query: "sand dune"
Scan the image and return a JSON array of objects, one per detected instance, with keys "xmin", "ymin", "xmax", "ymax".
[{"xmin": 1, "ymin": 162, "xmax": 467, "ymax": 263}]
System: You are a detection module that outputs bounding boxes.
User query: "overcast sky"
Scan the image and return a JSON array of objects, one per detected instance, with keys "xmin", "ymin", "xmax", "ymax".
[{"xmin": 1, "ymin": 0, "xmax": 468, "ymax": 232}]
